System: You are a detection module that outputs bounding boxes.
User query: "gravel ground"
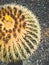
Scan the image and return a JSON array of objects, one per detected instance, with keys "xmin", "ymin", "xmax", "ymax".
[{"xmin": 0, "ymin": 0, "xmax": 49, "ymax": 65}]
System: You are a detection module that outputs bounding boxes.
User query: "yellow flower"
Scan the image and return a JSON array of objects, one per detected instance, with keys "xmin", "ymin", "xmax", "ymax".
[{"xmin": 5, "ymin": 14, "xmax": 10, "ymax": 21}]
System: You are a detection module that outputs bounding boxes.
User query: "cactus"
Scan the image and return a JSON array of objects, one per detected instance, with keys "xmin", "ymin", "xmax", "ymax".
[{"xmin": 0, "ymin": 4, "xmax": 41, "ymax": 62}]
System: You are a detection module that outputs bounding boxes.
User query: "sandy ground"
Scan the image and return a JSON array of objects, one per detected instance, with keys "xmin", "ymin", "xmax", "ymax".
[{"xmin": 0, "ymin": 0, "xmax": 49, "ymax": 65}]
